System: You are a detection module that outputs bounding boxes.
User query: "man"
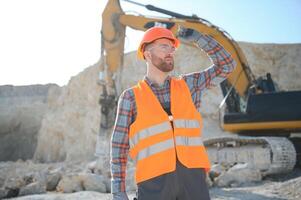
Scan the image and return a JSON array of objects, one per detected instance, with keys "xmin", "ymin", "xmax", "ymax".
[{"xmin": 111, "ymin": 26, "xmax": 236, "ymax": 200}]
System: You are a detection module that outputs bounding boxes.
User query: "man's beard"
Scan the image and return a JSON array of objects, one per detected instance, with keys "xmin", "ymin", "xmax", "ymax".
[{"xmin": 151, "ymin": 53, "xmax": 174, "ymax": 72}]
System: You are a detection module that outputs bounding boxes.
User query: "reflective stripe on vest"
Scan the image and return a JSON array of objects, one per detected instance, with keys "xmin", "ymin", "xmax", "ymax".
[
  {"xmin": 130, "ymin": 121, "xmax": 172, "ymax": 148},
  {"xmin": 133, "ymin": 118, "xmax": 203, "ymax": 162},
  {"xmin": 175, "ymin": 136, "xmax": 204, "ymax": 146},
  {"xmin": 136, "ymin": 136, "xmax": 204, "ymax": 161},
  {"xmin": 173, "ymin": 119, "xmax": 200, "ymax": 129},
  {"xmin": 136, "ymin": 138, "xmax": 174, "ymax": 161},
  {"xmin": 131, "ymin": 119, "xmax": 199, "ymax": 148}
]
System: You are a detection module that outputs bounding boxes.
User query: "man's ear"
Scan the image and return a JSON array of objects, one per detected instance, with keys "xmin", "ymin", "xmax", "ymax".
[{"xmin": 143, "ymin": 51, "xmax": 151, "ymax": 60}]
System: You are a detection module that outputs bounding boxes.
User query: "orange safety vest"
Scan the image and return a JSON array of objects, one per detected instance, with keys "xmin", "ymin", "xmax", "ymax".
[{"xmin": 129, "ymin": 78, "xmax": 211, "ymax": 184}]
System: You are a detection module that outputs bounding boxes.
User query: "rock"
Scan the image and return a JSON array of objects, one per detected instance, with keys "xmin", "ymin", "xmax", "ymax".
[
  {"xmin": 0, "ymin": 188, "xmax": 7, "ymax": 199},
  {"xmin": 0, "ymin": 84, "xmax": 59, "ymax": 162},
  {"xmin": 22, "ymin": 170, "xmax": 48, "ymax": 190},
  {"xmin": 33, "ymin": 170, "xmax": 48, "ymax": 186},
  {"xmin": 19, "ymin": 182, "xmax": 46, "ymax": 196},
  {"xmin": 56, "ymin": 173, "xmax": 107, "ymax": 193},
  {"xmin": 274, "ymin": 175, "xmax": 301, "ymax": 199},
  {"xmin": 102, "ymin": 177, "xmax": 111, "ymax": 193},
  {"xmin": 5, "ymin": 177, "xmax": 26, "ymax": 190},
  {"xmin": 209, "ymin": 164, "xmax": 226, "ymax": 180},
  {"xmin": 46, "ymin": 169, "xmax": 62, "ymax": 191},
  {"xmin": 80, "ymin": 173, "xmax": 106, "ymax": 193},
  {"xmin": 239, "ymin": 43, "xmax": 301, "ymax": 91},
  {"xmin": 3, "ymin": 177, "xmax": 25, "ymax": 198},
  {"xmin": 85, "ymin": 160, "xmax": 103, "ymax": 175},
  {"xmin": 85, "ymin": 161, "xmax": 96, "ymax": 173},
  {"xmin": 206, "ymin": 174, "xmax": 213, "ymax": 187},
  {"xmin": 95, "ymin": 157, "xmax": 111, "ymax": 192},
  {"xmin": 56, "ymin": 174, "xmax": 83, "ymax": 193},
  {"xmin": 0, "ymin": 176, "xmax": 5, "ymax": 187},
  {"xmin": 23, "ymin": 174, "xmax": 34, "ymax": 185},
  {"xmin": 215, "ymin": 163, "xmax": 262, "ymax": 187},
  {"xmin": 1, "ymin": 191, "xmax": 121, "ymax": 200},
  {"xmin": 34, "ymin": 65, "xmax": 102, "ymax": 163},
  {"xmin": 95, "ymin": 155, "xmax": 110, "ymax": 176}
]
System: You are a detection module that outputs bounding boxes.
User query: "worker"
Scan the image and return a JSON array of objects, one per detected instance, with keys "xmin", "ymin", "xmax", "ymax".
[{"xmin": 111, "ymin": 26, "xmax": 237, "ymax": 200}]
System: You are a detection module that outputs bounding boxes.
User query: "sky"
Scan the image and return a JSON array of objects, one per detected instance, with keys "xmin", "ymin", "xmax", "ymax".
[{"xmin": 0, "ymin": 0, "xmax": 300, "ymax": 86}]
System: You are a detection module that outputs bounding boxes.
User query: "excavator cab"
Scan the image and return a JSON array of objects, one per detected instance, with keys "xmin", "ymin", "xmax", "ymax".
[
  {"xmin": 223, "ymin": 89, "xmax": 301, "ymax": 133},
  {"xmin": 220, "ymin": 68, "xmax": 301, "ymax": 133}
]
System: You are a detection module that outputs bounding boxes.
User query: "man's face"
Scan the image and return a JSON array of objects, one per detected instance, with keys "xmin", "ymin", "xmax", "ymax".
[{"xmin": 145, "ymin": 38, "xmax": 176, "ymax": 72}]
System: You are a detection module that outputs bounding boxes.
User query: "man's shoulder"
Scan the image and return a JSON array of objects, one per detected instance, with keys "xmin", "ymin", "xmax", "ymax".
[{"xmin": 119, "ymin": 87, "xmax": 135, "ymax": 101}]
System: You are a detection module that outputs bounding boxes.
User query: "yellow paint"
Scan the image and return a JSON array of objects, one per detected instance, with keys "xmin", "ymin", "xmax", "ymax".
[{"xmin": 223, "ymin": 121, "xmax": 301, "ymax": 132}]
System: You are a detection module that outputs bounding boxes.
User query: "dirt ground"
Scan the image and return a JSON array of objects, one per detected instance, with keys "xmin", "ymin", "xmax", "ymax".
[{"xmin": 4, "ymin": 168, "xmax": 300, "ymax": 200}]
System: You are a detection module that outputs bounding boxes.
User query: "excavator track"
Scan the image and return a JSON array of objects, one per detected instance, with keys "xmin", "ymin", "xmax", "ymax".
[{"xmin": 204, "ymin": 136, "xmax": 296, "ymax": 175}]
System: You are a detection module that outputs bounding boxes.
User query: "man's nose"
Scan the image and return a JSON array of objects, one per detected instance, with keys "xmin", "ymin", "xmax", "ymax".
[{"xmin": 167, "ymin": 51, "xmax": 175, "ymax": 56}]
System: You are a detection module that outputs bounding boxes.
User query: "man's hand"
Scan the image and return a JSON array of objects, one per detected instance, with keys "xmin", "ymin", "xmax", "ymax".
[
  {"xmin": 113, "ymin": 192, "xmax": 129, "ymax": 200},
  {"xmin": 176, "ymin": 26, "xmax": 201, "ymax": 43}
]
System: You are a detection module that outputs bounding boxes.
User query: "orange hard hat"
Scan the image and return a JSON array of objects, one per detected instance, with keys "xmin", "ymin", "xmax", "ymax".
[{"xmin": 137, "ymin": 27, "xmax": 180, "ymax": 60}]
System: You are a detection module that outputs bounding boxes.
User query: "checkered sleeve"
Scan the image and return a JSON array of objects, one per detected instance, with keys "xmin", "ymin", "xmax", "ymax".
[
  {"xmin": 110, "ymin": 88, "xmax": 135, "ymax": 193},
  {"xmin": 183, "ymin": 33, "xmax": 237, "ymax": 107}
]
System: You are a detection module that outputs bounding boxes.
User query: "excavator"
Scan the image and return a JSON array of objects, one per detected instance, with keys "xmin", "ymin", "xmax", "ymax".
[{"xmin": 98, "ymin": 0, "xmax": 301, "ymax": 176}]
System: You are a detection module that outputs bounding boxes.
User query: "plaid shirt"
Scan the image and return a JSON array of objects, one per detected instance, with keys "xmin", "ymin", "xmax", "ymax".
[{"xmin": 110, "ymin": 34, "xmax": 236, "ymax": 193}]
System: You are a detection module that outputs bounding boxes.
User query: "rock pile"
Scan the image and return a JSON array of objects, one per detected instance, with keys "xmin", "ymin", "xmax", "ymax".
[
  {"xmin": 0, "ymin": 160, "xmax": 110, "ymax": 199},
  {"xmin": 208, "ymin": 163, "xmax": 262, "ymax": 187}
]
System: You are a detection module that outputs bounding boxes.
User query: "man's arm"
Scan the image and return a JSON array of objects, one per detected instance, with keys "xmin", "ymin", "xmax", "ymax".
[
  {"xmin": 178, "ymin": 28, "xmax": 237, "ymax": 101},
  {"xmin": 111, "ymin": 89, "xmax": 135, "ymax": 199}
]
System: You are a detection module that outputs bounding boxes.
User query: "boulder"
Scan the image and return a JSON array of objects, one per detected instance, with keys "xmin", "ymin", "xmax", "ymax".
[
  {"xmin": 80, "ymin": 173, "xmax": 106, "ymax": 193},
  {"xmin": 209, "ymin": 164, "xmax": 227, "ymax": 180},
  {"xmin": 0, "ymin": 188, "xmax": 7, "ymax": 199},
  {"xmin": 46, "ymin": 169, "xmax": 62, "ymax": 191},
  {"xmin": 0, "ymin": 176, "xmax": 5, "ymax": 187},
  {"xmin": 56, "ymin": 174, "xmax": 83, "ymax": 193},
  {"xmin": 19, "ymin": 182, "xmax": 46, "ymax": 196},
  {"xmin": 215, "ymin": 163, "xmax": 262, "ymax": 187},
  {"xmin": 4, "ymin": 176, "xmax": 26, "ymax": 191},
  {"xmin": 56, "ymin": 173, "xmax": 107, "ymax": 193}
]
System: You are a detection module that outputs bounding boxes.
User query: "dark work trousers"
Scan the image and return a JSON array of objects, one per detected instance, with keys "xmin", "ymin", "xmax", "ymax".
[{"xmin": 136, "ymin": 160, "xmax": 210, "ymax": 200}]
